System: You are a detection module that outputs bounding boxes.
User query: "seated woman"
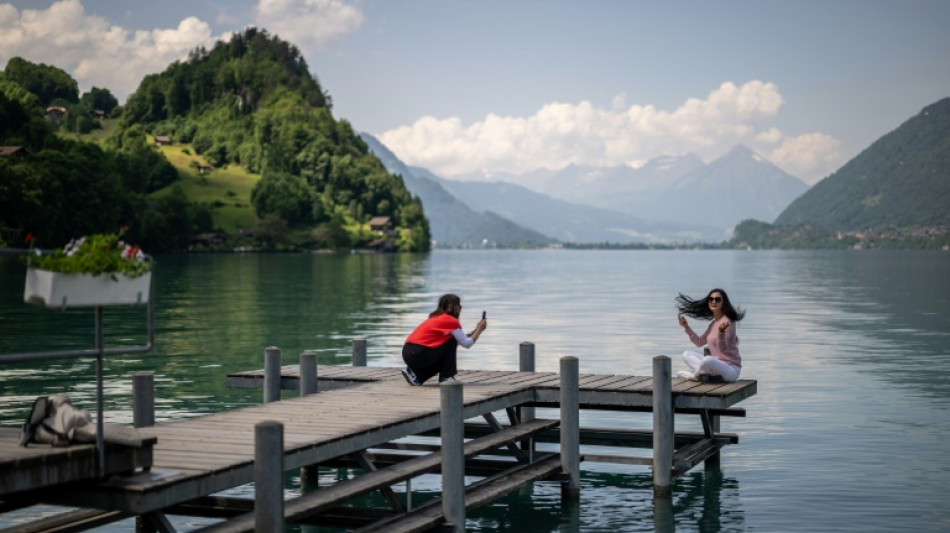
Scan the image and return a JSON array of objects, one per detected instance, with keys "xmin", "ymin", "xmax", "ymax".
[
  {"xmin": 401, "ymin": 293, "xmax": 487, "ymax": 385},
  {"xmin": 675, "ymin": 288, "xmax": 745, "ymax": 382}
]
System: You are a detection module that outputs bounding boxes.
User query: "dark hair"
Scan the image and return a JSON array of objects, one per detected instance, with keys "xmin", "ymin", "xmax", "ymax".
[
  {"xmin": 430, "ymin": 293, "xmax": 462, "ymax": 318},
  {"xmin": 676, "ymin": 288, "xmax": 745, "ymax": 322}
]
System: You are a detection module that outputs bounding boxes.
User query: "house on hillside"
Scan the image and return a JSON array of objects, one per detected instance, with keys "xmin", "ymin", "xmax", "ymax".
[
  {"xmin": 92, "ymin": 109, "xmax": 109, "ymax": 119},
  {"xmin": 368, "ymin": 216, "xmax": 394, "ymax": 236},
  {"xmin": 198, "ymin": 164, "xmax": 213, "ymax": 174},
  {"xmin": 45, "ymin": 106, "xmax": 67, "ymax": 124},
  {"xmin": 191, "ymin": 233, "xmax": 224, "ymax": 249},
  {"xmin": 0, "ymin": 146, "xmax": 30, "ymax": 161},
  {"xmin": 155, "ymin": 136, "xmax": 172, "ymax": 146}
]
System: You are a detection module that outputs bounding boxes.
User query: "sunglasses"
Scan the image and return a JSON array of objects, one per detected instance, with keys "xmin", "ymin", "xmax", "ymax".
[{"xmin": 709, "ymin": 296, "xmax": 723, "ymax": 303}]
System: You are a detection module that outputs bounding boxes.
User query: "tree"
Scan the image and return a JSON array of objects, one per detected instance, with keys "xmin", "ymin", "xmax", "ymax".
[
  {"xmin": 2, "ymin": 57, "xmax": 78, "ymax": 104},
  {"xmin": 80, "ymin": 87, "xmax": 119, "ymax": 114},
  {"xmin": 250, "ymin": 171, "xmax": 316, "ymax": 226}
]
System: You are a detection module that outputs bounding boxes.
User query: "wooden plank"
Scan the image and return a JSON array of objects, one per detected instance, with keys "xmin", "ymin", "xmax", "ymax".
[
  {"xmin": 8, "ymin": 364, "xmax": 754, "ymax": 521},
  {"xmin": 672, "ymin": 438, "xmax": 723, "ymax": 476},
  {"xmin": 191, "ymin": 419, "xmax": 561, "ymax": 533},
  {"xmin": 350, "ymin": 454, "xmax": 563, "ymax": 533}
]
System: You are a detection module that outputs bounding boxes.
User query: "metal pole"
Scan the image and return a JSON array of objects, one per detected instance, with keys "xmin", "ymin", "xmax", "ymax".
[
  {"xmin": 255, "ymin": 421, "xmax": 284, "ymax": 532},
  {"xmin": 264, "ymin": 346, "xmax": 281, "ymax": 403},
  {"xmin": 133, "ymin": 371, "xmax": 155, "ymax": 428},
  {"xmin": 352, "ymin": 338, "xmax": 367, "ymax": 367},
  {"xmin": 441, "ymin": 381, "xmax": 465, "ymax": 531},
  {"xmin": 300, "ymin": 350, "xmax": 318, "ymax": 395},
  {"xmin": 653, "ymin": 355, "xmax": 673, "ymax": 497},
  {"xmin": 560, "ymin": 356, "xmax": 580, "ymax": 500}
]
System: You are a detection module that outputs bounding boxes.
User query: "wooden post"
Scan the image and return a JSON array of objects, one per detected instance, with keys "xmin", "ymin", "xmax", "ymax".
[
  {"xmin": 133, "ymin": 371, "xmax": 155, "ymax": 533},
  {"xmin": 352, "ymin": 338, "xmax": 367, "ymax": 367},
  {"xmin": 653, "ymin": 355, "xmax": 673, "ymax": 497},
  {"xmin": 705, "ymin": 412, "xmax": 722, "ymax": 469},
  {"xmin": 132, "ymin": 371, "xmax": 154, "ymax": 428},
  {"xmin": 300, "ymin": 350, "xmax": 318, "ymax": 396},
  {"xmin": 653, "ymin": 489, "xmax": 675, "ymax": 533},
  {"xmin": 441, "ymin": 381, "xmax": 465, "ymax": 532},
  {"xmin": 299, "ymin": 350, "xmax": 319, "ymax": 485},
  {"xmin": 560, "ymin": 356, "xmax": 580, "ymax": 500},
  {"xmin": 255, "ymin": 421, "xmax": 284, "ymax": 532},
  {"xmin": 519, "ymin": 342, "xmax": 536, "ymax": 423},
  {"xmin": 264, "ymin": 346, "xmax": 281, "ymax": 403}
]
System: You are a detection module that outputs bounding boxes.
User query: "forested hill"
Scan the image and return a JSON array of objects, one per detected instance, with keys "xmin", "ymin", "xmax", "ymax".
[
  {"xmin": 116, "ymin": 28, "xmax": 430, "ymax": 251},
  {"xmin": 775, "ymin": 97, "xmax": 950, "ymax": 231},
  {"xmin": 0, "ymin": 28, "xmax": 430, "ymax": 253}
]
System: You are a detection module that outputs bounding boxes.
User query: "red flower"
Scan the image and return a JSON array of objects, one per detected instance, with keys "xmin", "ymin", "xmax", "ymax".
[{"xmin": 25, "ymin": 232, "xmax": 34, "ymax": 243}]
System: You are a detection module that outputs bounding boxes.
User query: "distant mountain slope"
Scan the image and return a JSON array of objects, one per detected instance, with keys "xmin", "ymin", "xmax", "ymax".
[
  {"xmin": 360, "ymin": 133, "xmax": 555, "ymax": 247},
  {"xmin": 431, "ymin": 176, "xmax": 725, "ymax": 243},
  {"xmin": 466, "ymin": 147, "xmax": 807, "ymax": 232},
  {"xmin": 664, "ymin": 145, "xmax": 809, "ymax": 229},
  {"xmin": 776, "ymin": 97, "xmax": 950, "ymax": 230}
]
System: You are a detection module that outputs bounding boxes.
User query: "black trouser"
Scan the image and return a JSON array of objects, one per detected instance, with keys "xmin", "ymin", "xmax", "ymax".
[{"xmin": 402, "ymin": 338, "xmax": 458, "ymax": 384}]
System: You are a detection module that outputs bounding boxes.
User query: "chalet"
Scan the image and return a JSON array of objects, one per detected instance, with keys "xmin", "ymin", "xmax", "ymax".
[
  {"xmin": 368, "ymin": 216, "xmax": 393, "ymax": 235},
  {"xmin": 92, "ymin": 109, "xmax": 109, "ymax": 119},
  {"xmin": 198, "ymin": 164, "xmax": 213, "ymax": 174},
  {"xmin": 191, "ymin": 233, "xmax": 224, "ymax": 248},
  {"xmin": 155, "ymin": 136, "xmax": 172, "ymax": 146},
  {"xmin": 0, "ymin": 146, "xmax": 30, "ymax": 161},
  {"xmin": 45, "ymin": 106, "xmax": 67, "ymax": 124}
]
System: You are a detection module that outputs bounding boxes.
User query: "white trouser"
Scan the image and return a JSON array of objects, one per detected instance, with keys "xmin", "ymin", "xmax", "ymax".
[{"xmin": 681, "ymin": 350, "xmax": 741, "ymax": 382}]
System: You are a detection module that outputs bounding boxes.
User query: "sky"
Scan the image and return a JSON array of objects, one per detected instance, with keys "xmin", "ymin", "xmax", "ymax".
[{"xmin": 1, "ymin": 0, "xmax": 948, "ymax": 185}]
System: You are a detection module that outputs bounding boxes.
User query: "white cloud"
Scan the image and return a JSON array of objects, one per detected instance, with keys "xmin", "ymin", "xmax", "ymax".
[
  {"xmin": 378, "ymin": 80, "xmax": 839, "ymax": 184},
  {"xmin": 767, "ymin": 133, "xmax": 841, "ymax": 185},
  {"xmin": 0, "ymin": 0, "xmax": 218, "ymax": 101},
  {"xmin": 0, "ymin": 0, "xmax": 365, "ymax": 102},
  {"xmin": 254, "ymin": 0, "xmax": 363, "ymax": 54}
]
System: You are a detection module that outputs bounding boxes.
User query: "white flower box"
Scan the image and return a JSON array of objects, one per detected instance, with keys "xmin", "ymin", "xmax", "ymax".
[{"xmin": 24, "ymin": 268, "xmax": 151, "ymax": 308}]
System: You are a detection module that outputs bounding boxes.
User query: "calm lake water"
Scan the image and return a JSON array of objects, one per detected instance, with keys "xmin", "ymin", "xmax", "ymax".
[{"xmin": 1, "ymin": 250, "xmax": 949, "ymax": 532}]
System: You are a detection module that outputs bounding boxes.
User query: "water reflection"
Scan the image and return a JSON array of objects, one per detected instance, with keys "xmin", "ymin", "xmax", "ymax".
[
  {"xmin": 462, "ymin": 465, "xmax": 741, "ymax": 532},
  {"xmin": 1, "ymin": 250, "xmax": 948, "ymax": 532}
]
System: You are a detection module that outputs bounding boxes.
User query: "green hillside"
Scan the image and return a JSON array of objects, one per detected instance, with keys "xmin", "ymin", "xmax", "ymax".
[
  {"xmin": 1, "ymin": 29, "xmax": 430, "ymax": 253},
  {"xmin": 115, "ymin": 28, "xmax": 430, "ymax": 252},
  {"xmin": 152, "ymin": 141, "xmax": 258, "ymax": 233},
  {"xmin": 776, "ymin": 97, "xmax": 950, "ymax": 231}
]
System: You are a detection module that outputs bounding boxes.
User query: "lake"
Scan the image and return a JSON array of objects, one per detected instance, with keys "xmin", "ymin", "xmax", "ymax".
[{"xmin": 1, "ymin": 250, "xmax": 949, "ymax": 532}]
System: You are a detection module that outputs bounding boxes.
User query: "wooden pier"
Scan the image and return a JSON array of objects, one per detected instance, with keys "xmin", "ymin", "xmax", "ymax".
[{"xmin": 0, "ymin": 344, "xmax": 756, "ymax": 532}]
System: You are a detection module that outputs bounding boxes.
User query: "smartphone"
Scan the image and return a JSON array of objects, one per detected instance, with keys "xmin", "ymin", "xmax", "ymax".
[{"xmin": 482, "ymin": 310, "xmax": 486, "ymax": 320}]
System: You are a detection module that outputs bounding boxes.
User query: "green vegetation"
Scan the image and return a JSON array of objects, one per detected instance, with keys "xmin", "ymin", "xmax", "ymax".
[
  {"xmin": 777, "ymin": 97, "xmax": 950, "ymax": 232},
  {"xmin": 727, "ymin": 219, "xmax": 949, "ymax": 250},
  {"xmin": 25, "ymin": 232, "xmax": 153, "ymax": 278},
  {"xmin": 723, "ymin": 98, "xmax": 950, "ymax": 250},
  {"xmin": 115, "ymin": 28, "xmax": 429, "ymax": 252},
  {"xmin": 1, "ymin": 28, "xmax": 431, "ymax": 253}
]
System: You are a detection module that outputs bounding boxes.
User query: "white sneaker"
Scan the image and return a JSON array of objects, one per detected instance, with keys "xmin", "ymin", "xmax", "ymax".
[
  {"xmin": 401, "ymin": 367, "xmax": 420, "ymax": 386},
  {"xmin": 439, "ymin": 376, "xmax": 457, "ymax": 383},
  {"xmin": 676, "ymin": 371, "xmax": 697, "ymax": 380}
]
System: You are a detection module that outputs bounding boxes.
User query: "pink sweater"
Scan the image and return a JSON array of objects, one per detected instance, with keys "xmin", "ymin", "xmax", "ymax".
[{"xmin": 686, "ymin": 316, "xmax": 741, "ymax": 368}]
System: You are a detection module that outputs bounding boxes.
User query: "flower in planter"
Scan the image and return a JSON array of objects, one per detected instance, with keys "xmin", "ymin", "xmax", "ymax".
[{"xmin": 26, "ymin": 232, "xmax": 153, "ymax": 280}]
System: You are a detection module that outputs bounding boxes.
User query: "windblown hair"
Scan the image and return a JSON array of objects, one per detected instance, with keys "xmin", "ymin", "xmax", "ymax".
[
  {"xmin": 676, "ymin": 288, "xmax": 746, "ymax": 322},
  {"xmin": 429, "ymin": 293, "xmax": 462, "ymax": 318}
]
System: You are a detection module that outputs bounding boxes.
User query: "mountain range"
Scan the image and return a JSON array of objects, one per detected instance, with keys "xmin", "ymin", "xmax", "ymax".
[{"xmin": 363, "ymin": 134, "xmax": 809, "ymax": 247}]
